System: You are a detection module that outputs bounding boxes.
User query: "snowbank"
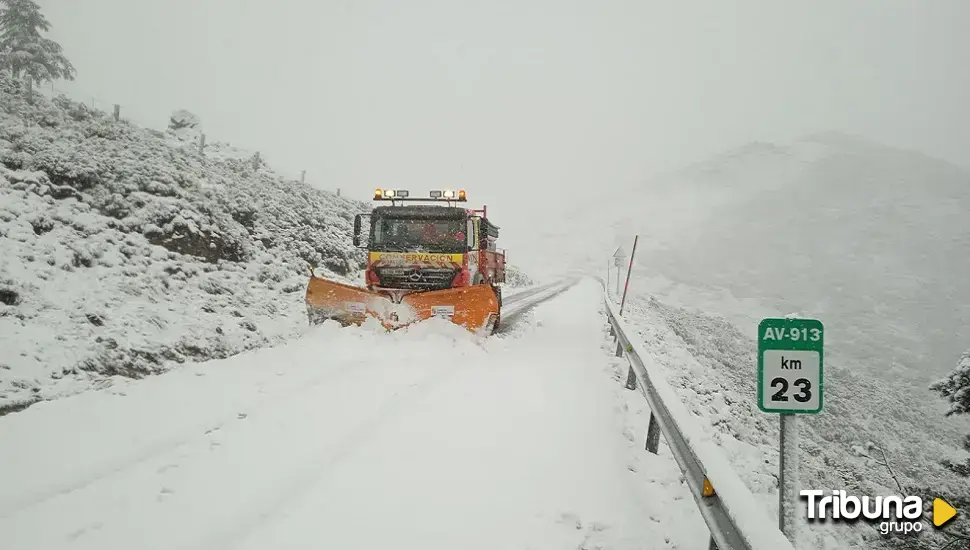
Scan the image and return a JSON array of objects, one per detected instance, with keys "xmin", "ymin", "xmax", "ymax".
[
  {"xmin": 0, "ymin": 75, "xmax": 369, "ymax": 413},
  {"xmin": 503, "ymin": 263, "xmax": 534, "ymax": 287}
]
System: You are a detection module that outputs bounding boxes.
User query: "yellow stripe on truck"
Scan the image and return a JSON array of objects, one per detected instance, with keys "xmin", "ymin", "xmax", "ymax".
[{"xmin": 369, "ymin": 251, "xmax": 464, "ymax": 264}]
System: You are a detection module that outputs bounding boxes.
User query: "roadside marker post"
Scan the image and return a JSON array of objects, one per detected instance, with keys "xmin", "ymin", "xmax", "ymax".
[
  {"xmin": 612, "ymin": 245, "xmax": 626, "ymax": 296},
  {"xmin": 757, "ymin": 317, "xmax": 824, "ymax": 544},
  {"xmin": 618, "ymin": 235, "xmax": 638, "ymax": 316}
]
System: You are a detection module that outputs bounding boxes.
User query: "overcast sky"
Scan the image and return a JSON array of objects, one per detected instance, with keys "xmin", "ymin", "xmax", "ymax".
[{"xmin": 37, "ymin": 0, "xmax": 969, "ymax": 230}]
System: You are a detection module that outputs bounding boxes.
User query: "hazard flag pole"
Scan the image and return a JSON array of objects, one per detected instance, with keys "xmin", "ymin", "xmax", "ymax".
[{"xmin": 618, "ymin": 235, "xmax": 638, "ymax": 316}]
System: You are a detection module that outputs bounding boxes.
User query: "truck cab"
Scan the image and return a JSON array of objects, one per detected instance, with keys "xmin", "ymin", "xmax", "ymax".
[
  {"xmin": 305, "ymin": 187, "xmax": 505, "ymax": 334},
  {"xmin": 353, "ymin": 189, "xmax": 506, "ymax": 294}
]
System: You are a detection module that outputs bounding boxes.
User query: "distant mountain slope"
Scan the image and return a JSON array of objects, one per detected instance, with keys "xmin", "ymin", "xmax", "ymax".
[
  {"xmin": 578, "ymin": 132, "xmax": 970, "ymax": 384},
  {"xmin": 648, "ymin": 133, "xmax": 970, "ymax": 382},
  {"xmin": 0, "ymin": 75, "xmax": 369, "ymax": 413}
]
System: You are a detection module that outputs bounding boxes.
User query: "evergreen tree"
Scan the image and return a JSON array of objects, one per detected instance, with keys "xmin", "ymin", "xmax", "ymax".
[
  {"xmin": 0, "ymin": 0, "xmax": 75, "ymax": 83},
  {"xmin": 931, "ymin": 350, "xmax": 970, "ymax": 476}
]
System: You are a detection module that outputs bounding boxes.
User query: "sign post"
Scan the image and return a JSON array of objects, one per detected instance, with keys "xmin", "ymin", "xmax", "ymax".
[
  {"xmin": 757, "ymin": 317, "xmax": 824, "ymax": 544},
  {"xmin": 611, "ymin": 246, "xmax": 626, "ymax": 296},
  {"xmin": 618, "ymin": 236, "xmax": 638, "ymax": 316},
  {"xmin": 606, "ymin": 259, "xmax": 610, "ymax": 294}
]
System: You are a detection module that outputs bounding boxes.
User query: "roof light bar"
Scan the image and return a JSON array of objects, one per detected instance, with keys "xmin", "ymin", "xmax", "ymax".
[
  {"xmin": 374, "ymin": 189, "xmax": 466, "ymax": 202},
  {"xmin": 427, "ymin": 189, "xmax": 467, "ymax": 201}
]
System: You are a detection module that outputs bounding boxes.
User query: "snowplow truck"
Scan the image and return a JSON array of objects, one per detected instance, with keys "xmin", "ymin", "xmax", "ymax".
[{"xmin": 305, "ymin": 188, "xmax": 507, "ymax": 334}]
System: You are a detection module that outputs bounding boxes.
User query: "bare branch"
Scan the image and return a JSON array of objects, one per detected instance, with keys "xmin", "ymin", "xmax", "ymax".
[{"xmin": 878, "ymin": 446, "xmax": 905, "ymax": 494}]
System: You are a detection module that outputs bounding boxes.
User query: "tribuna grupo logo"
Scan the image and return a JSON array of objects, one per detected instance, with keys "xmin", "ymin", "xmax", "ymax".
[{"xmin": 801, "ymin": 490, "xmax": 958, "ymax": 535}]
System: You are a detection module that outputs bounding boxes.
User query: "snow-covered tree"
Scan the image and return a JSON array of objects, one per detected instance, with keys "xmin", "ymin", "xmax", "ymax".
[
  {"xmin": 931, "ymin": 350, "xmax": 970, "ymax": 476},
  {"xmin": 0, "ymin": 0, "xmax": 75, "ymax": 83}
]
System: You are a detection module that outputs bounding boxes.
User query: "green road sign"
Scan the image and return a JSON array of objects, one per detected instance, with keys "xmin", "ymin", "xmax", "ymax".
[{"xmin": 757, "ymin": 318, "xmax": 824, "ymax": 414}]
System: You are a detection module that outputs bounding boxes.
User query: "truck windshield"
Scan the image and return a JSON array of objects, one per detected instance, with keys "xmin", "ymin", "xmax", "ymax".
[{"xmin": 371, "ymin": 217, "xmax": 467, "ymax": 252}]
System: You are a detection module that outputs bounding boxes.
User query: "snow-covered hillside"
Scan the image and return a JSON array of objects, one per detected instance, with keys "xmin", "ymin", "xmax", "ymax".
[
  {"xmin": 0, "ymin": 75, "xmax": 371, "ymax": 414},
  {"xmin": 654, "ymin": 134, "xmax": 968, "ymax": 382}
]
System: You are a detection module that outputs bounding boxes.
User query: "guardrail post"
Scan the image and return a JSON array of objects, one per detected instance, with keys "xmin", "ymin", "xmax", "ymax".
[
  {"xmin": 615, "ymin": 340, "xmax": 624, "ymax": 357},
  {"xmin": 624, "ymin": 366, "xmax": 637, "ymax": 390},
  {"xmin": 708, "ymin": 536, "xmax": 718, "ymax": 549},
  {"xmin": 778, "ymin": 413, "xmax": 799, "ymax": 541},
  {"xmin": 645, "ymin": 413, "xmax": 660, "ymax": 453}
]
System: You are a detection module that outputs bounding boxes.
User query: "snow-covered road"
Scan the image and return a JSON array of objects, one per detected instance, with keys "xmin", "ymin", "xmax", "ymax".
[{"xmin": 0, "ymin": 278, "xmax": 700, "ymax": 550}]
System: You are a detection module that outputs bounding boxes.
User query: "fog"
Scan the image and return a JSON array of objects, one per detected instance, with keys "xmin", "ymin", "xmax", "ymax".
[{"xmin": 38, "ymin": 0, "xmax": 970, "ymax": 229}]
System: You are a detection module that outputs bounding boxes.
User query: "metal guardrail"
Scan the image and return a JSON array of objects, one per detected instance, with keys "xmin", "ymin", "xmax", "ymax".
[
  {"xmin": 500, "ymin": 280, "xmax": 577, "ymax": 323},
  {"xmin": 600, "ymin": 281, "xmax": 797, "ymax": 550},
  {"xmin": 503, "ymin": 281, "xmax": 567, "ymax": 305}
]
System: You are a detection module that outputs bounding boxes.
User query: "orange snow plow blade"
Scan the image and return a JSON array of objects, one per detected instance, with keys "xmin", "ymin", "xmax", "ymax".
[
  {"xmin": 305, "ymin": 276, "xmax": 499, "ymax": 334},
  {"xmin": 304, "ymin": 277, "xmax": 393, "ymax": 327},
  {"xmin": 400, "ymin": 284, "xmax": 499, "ymax": 333}
]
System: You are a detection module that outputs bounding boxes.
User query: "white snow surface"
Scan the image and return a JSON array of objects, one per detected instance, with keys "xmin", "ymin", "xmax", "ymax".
[{"xmin": 0, "ymin": 279, "xmax": 706, "ymax": 550}]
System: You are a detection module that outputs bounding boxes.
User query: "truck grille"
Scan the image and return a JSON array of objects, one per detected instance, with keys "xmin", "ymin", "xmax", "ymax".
[{"xmin": 375, "ymin": 267, "xmax": 458, "ymax": 291}]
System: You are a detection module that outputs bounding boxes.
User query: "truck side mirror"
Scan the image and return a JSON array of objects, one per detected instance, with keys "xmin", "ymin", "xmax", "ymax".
[
  {"xmin": 353, "ymin": 214, "xmax": 362, "ymax": 247},
  {"xmin": 466, "ymin": 218, "xmax": 477, "ymax": 250}
]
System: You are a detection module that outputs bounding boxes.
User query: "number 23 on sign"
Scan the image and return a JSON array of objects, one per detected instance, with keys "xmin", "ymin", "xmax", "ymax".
[{"xmin": 757, "ymin": 318, "xmax": 824, "ymax": 414}]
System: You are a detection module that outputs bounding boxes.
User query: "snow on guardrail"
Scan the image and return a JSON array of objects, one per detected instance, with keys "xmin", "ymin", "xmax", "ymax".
[{"xmin": 600, "ymin": 281, "xmax": 796, "ymax": 550}]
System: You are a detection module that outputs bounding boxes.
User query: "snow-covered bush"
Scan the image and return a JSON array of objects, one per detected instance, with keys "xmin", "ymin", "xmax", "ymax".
[
  {"xmin": 931, "ymin": 350, "xmax": 970, "ymax": 477},
  {"xmin": 504, "ymin": 264, "xmax": 533, "ymax": 287},
  {"xmin": 0, "ymin": 73, "xmax": 369, "ymax": 413},
  {"xmin": 167, "ymin": 109, "xmax": 201, "ymax": 141}
]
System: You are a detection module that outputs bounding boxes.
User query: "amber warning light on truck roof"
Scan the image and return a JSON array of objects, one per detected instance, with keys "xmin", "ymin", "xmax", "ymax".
[{"xmin": 374, "ymin": 188, "xmax": 411, "ymax": 199}]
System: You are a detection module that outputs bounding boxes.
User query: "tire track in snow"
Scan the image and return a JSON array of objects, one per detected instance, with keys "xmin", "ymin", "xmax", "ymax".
[
  {"xmin": 496, "ymin": 281, "xmax": 576, "ymax": 334},
  {"xmin": 189, "ymin": 359, "xmax": 464, "ymax": 550}
]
